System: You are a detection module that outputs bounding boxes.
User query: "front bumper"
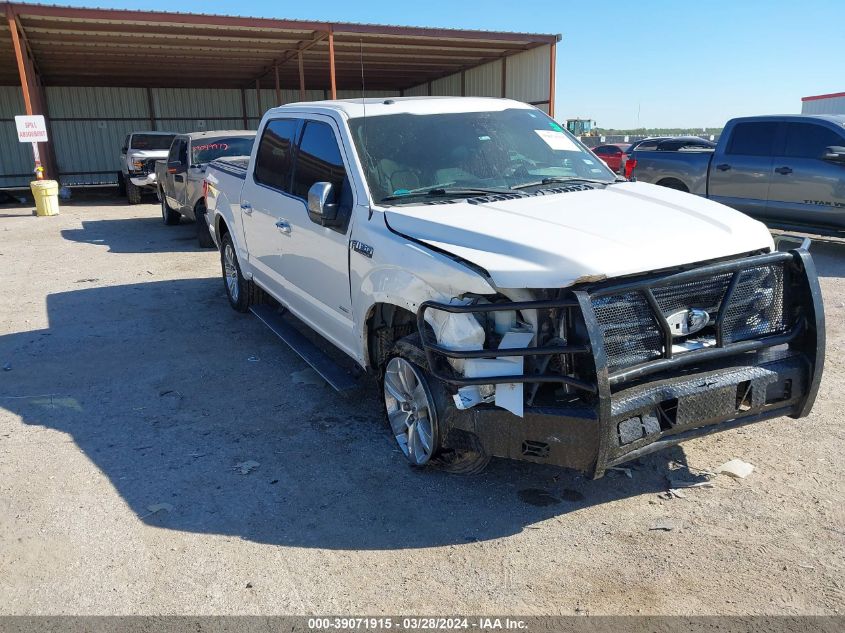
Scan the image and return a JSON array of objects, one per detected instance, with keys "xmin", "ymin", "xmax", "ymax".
[
  {"xmin": 418, "ymin": 248, "xmax": 825, "ymax": 477},
  {"xmin": 129, "ymin": 173, "xmax": 157, "ymax": 187}
]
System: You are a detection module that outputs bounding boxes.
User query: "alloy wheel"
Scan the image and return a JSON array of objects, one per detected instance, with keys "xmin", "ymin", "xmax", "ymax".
[{"xmin": 383, "ymin": 357, "xmax": 437, "ymax": 465}]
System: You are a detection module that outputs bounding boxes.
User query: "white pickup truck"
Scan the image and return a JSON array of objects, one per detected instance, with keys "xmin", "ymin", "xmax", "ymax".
[{"xmin": 203, "ymin": 97, "xmax": 824, "ymax": 477}]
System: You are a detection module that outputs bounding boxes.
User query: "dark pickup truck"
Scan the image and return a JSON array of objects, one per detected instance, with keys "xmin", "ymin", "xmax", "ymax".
[{"xmin": 630, "ymin": 115, "xmax": 845, "ymax": 234}]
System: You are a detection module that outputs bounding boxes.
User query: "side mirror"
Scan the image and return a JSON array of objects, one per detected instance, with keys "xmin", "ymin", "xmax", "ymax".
[
  {"xmin": 167, "ymin": 160, "xmax": 186, "ymax": 174},
  {"xmin": 307, "ymin": 182, "xmax": 339, "ymax": 226},
  {"xmin": 822, "ymin": 146, "xmax": 845, "ymax": 164},
  {"xmin": 121, "ymin": 146, "xmax": 128, "ymax": 154}
]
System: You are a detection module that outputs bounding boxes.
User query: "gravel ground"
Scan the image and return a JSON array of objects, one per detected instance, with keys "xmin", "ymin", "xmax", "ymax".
[{"xmin": 0, "ymin": 193, "xmax": 843, "ymax": 615}]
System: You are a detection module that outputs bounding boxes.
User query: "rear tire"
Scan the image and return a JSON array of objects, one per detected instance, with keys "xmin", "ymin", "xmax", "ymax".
[
  {"xmin": 220, "ymin": 232, "xmax": 263, "ymax": 312},
  {"xmin": 195, "ymin": 204, "xmax": 215, "ymax": 248},
  {"xmin": 126, "ymin": 179, "xmax": 142, "ymax": 205},
  {"xmin": 160, "ymin": 191, "xmax": 180, "ymax": 225}
]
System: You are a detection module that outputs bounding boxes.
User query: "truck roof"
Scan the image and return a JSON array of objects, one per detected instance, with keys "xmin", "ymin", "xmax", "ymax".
[
  {"xmin": 267, "ymin": 96, "xmax": 535, "ymax": 120},
  {"xmin": 179, "ymin": 130, "xmax": 256, "ymax": 140},
  {"xmin": 729, "ymin": 113, "xmax": 845, "ymax": 127}
]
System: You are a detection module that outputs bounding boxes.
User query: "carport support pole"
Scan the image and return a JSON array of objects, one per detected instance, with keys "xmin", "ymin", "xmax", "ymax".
[
  {"xmin": 7, "ymin": 5, "xmax": 40, "ymax": 175},
  {"xmin": 255, "ymin": 79, "xmax": 262, "ymax": 118},
  {"xmin": 328, "ymin": 29, "xmax": 337, "ymax": 99},
  {"xmin": 274, "ymin": 65, "xmax": 281, "ymax": 105},
  {"xmin": 298, "ymin": 51, "xmax": 306, "ymax": 101},
  {"xmin": 548, "ymin": 41, "xmax": 557, "ymax": 118}
]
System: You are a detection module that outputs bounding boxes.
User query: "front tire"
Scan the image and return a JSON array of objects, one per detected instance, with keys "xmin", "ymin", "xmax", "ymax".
[
  {"xmin": 126, "ymin": 179, "xmax": 142, "ymax": 205},
  {"xmin": 383, "ymin": 356, "xmax": 440, "ymax": 467},
  {"xmin": 117, "ymin": 171, "xmax": 126, "ymax": 196},
  {"xmin": 385, "ymin": 334, "xmax": 491, "ymax": 474},
  {"xmin": 160, "ymin": 191, "xmax": 180, "ymax": 225}
]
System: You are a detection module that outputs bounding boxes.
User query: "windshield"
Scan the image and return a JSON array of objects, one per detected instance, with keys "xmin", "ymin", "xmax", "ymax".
[
  {"xmin": 191, "ymin": 136, "xmax": 255, "ymax": 164},
  {"xmin": 348, "ymin": 108, "xmax": 615, "ymax": 205},
  {"xmin": 131, "ymin": 134, "xmax": 175, "ymax": 151}
]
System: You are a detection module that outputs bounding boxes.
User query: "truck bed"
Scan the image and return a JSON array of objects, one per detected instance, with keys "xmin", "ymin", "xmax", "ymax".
[
  {"xmin": 631, "ymin": 148, "xmax": 713, "ymax": 195},
  {"xmin": 208, "ymin": 156, "xmax": 249, "ymax": 180}
]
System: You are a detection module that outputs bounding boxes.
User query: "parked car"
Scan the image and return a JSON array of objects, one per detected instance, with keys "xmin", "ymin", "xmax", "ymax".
[
  {"xmin": 203, "ymin": 97, "xmax": 823, "ymax": 478},
  {"xmin": 621, "ymin": 136, "xmax": 715, "ymax": 178},
  {"xmin": 629, "ymin": 115, "xmax": 845, "ymax": 233},
  {"xmin": 155, "ymin": 131, "xmax": 255, "ymax": 246},
  {"xmin": 620, "ymin": 137, "xmax": 672, "ymax": 177},
  {"xmin": 118, "ymin": 132, "xmax": 176, "ymax": 204},
  {"xmin": 591, "ymin": 143, "xmax": 630, "ymax": 173}
]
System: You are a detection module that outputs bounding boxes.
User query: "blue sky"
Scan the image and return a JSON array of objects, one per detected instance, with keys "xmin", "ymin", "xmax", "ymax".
[{"xmin": 55, "ymin": 0, "xmax": 843, "ymax": 129}]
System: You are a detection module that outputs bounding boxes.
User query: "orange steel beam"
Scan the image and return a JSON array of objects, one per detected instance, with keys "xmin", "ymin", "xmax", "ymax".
[
  {"xmin": 548, "ymin": 41, "xmax": 556, "ymax": 117},
  {"xmin": 328, "ymin": 29, "xmax": 336, "ymax": 99},
  {"xmin": 7, "ymin": 4, "xmax": 32, "ymax": 114},
  {"xmin": 298, "ymin": 51, "xmax": 305, "ymax": 100}
]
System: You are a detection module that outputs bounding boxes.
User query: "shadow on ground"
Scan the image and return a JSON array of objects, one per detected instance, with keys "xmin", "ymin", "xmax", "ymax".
[
  {"xmin": 0, "ymin": 276, "xmax": 696, "ymax": 550},
  {"xmin": 61, "ymin": 215, "xmax": 203, "ymax": 254}
]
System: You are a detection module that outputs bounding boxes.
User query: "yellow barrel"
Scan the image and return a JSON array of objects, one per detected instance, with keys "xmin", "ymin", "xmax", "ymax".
[{"xmin": 30, "ymin": 180, "xmax": 60, "ymax": 217}]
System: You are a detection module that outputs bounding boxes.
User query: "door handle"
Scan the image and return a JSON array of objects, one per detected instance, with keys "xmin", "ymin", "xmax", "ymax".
[
  {"xmin": 240, "ymin": 201, "xmax": 252, "ymax": 215},
  {"xmin": 774, "ymin": 166, "xmax": 793, "ymax": 175},
  {"xmin": 716, "ymin": 163, "xmax": 731, "ymax": 172},
  {"xmin": 275, "ymin": 219, "xmax": 292, "ymax": 234}
]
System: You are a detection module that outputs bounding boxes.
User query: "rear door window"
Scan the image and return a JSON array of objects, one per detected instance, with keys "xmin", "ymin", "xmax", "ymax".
[
  {"xmin": 726, "ymin": 122, "xmax": 779, "ymax": 156},
  {"xmin": 291, "ymin": 121, "xmax": 347, "ymax": 200},
  {"xmin": 254, "ymin": 119, "xmax": 300, "ymax": 192},
  {"xmin": 782, "ymin": 122, "xmax": 845, "ymax": 159}
]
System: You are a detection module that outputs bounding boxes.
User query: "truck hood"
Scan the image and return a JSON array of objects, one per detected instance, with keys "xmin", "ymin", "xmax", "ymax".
[{"xmin": 384, "ymin": 181, "xmax": 774, "ymax": 288}]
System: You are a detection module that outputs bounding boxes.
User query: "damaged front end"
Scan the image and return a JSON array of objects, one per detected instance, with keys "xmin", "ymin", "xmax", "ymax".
[{"xmin": 417, "ymin": 246, "xmax": 825, "ymax": 478}]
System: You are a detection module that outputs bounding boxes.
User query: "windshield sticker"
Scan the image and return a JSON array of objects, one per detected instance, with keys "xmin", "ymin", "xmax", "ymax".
[
  {"xmin": 194, "ymin": 143, "xmax": 229, "ymax": 152},
  {"xmin": 534, "ymin": 129, "xmax": 578, "ymax": 151},
  {"xmin": 548, "ymin": 121, "xmax": 563, "ymax": 131}
]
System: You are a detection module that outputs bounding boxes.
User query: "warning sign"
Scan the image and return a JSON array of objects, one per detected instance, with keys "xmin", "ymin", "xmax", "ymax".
[{"xmin": 15, "ymin": 115, "xmax": 48, "ymax": 143}]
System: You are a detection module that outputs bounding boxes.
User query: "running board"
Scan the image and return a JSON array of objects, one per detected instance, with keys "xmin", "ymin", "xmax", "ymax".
[{"xmin": 250, "ymin": 304, "xmax": 359, "ymax": 393}]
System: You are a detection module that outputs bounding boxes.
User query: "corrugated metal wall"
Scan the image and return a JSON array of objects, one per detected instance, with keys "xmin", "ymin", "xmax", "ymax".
[
  {"xmin": 0, "ymin": 86, "xmax": 35, "ymax": 187},
  {"xmin": 802, "ymin": 96, "xmax": 845, "ymax": 115},
  {"xmin": 465, "ymin": 60, "xmax": 502, "ymax": 98},
  {"xmin": 0, "ymin": 86, "xmax": 407, "ymax": 187},
  {"xmin": 403, "ymin": 44, "xmax": 552, "ymax": 109},
  {"xmin": 0, "ymin": 46, "xmax": 550, "ymax": 187}
]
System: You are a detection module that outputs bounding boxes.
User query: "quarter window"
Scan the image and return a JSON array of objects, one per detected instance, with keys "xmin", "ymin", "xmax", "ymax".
[
  {"xmin": 782, "ymin": 123, "xmax": 845, "ymax": 159},
  {"xmin": 292, "ymin": 121, "xmax": 347, "ymax": 200},
  {"xmin": 254, "ymin": 118, "xmax": 299, "ymax": 192},
  {"xmin": 727, "ymin": 122, "xmax": 779, "ymax": 156}
]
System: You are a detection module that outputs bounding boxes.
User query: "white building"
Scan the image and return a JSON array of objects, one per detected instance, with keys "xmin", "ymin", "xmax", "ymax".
[{"xmin": 801, "ymin": 92, "xmax": 845, "ymax": 115}]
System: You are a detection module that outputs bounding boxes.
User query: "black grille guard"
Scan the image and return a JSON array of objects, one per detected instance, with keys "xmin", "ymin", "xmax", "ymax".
[{"xmin": 416, "ymin": 247, "xmax": 824, "ymax": 407}]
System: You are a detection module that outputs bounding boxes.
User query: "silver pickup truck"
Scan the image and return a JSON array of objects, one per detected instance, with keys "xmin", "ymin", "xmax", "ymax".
[
  {"xmin": 155, "ymin": 131, "xmax": 255, "ymax": 247},
  {"xmin": 631, "ymin": 115, "xmax": 845, "ymax": 234}
]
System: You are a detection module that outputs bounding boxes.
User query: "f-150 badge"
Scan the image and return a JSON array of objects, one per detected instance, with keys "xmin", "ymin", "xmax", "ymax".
[{"xmin": 350, "ymin": 240, "xmax": 374, "ymax": 258}]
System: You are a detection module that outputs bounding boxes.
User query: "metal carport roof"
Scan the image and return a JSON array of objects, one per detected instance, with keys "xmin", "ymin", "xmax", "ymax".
[{"xmin": 2, "ymin": 3, "xmax": 559, "ymax": 93}]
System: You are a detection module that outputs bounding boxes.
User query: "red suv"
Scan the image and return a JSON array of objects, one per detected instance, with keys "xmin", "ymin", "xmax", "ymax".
[{"xmin": 590, "ymin": 143, "xmax": 631, "ymax": 174}]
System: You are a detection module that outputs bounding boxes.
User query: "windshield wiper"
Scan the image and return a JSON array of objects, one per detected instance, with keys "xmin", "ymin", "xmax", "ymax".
[
  {"xmin": 380, "ymin": 186, "xmax": 515, "ymax": 203},
  {"xmin": 510, "ymin": 176, "xmax": 621, "ymax": 190}
]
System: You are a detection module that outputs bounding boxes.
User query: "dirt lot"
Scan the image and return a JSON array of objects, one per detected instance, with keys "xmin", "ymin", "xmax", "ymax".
[{"xmin": 0, "ymin": 192, "xmax": 843, "ymax": 615}]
